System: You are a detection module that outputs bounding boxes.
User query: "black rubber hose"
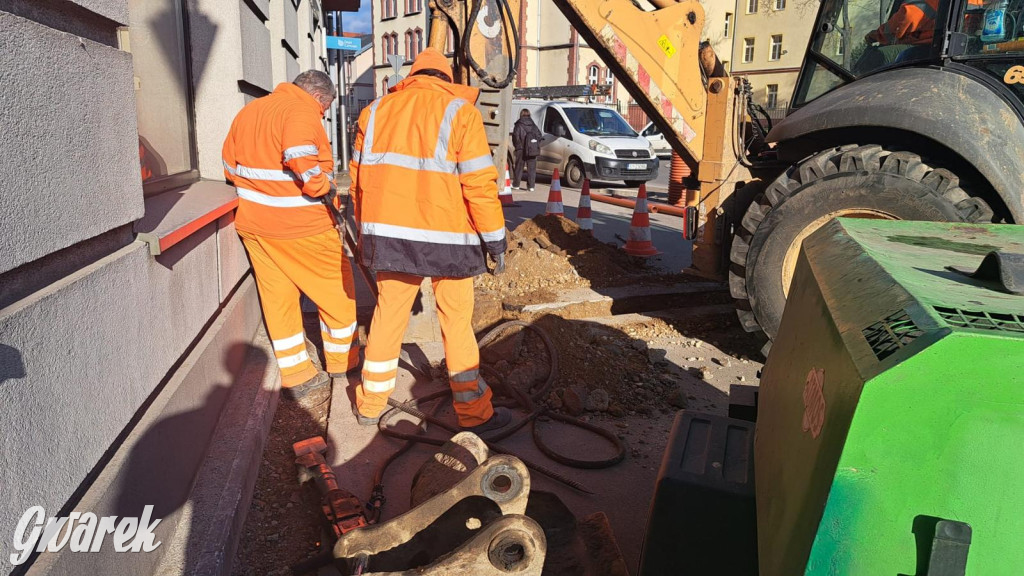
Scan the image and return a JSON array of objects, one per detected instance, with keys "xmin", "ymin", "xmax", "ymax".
[
  {"xmin": 461, "ymin": 0, "xmax": 520, "ymax": 89},
  {"xmin": 370, "ymin": 319, "xmax": 626, "ymax": 503}
]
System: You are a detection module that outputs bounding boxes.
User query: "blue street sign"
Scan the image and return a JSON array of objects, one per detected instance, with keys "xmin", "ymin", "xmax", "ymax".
[{"xmin": 326, "ymin": 36, "xmax": 361, "ymax": 51}]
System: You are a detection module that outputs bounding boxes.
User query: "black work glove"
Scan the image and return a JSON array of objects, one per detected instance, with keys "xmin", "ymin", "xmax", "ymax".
[{"xmin": 489, "ymin": 253, "xmax": 506, "ymax": 276}]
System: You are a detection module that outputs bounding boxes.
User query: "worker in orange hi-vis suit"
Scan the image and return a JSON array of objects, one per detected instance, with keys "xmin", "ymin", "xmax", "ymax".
[
  {"xmin": 349, "ymin": 47, "xmax": 510, "ymax": 433},
  {"xmin": 222, "ymin": 70, "xmax": 359, "ymax": 417},
  {"xmin": 866, "ymin": 0, "xmax": 940, "ymax": 45}
]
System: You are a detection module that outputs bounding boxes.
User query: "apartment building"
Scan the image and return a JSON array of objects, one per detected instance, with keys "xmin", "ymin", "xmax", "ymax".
[
  {"xmin": 729, "ymin": 0, "xmax": 816, "ymax": 111},
  {"xmin": 1, "ymin": 1, "xmax": 327, "ymax": 574}
]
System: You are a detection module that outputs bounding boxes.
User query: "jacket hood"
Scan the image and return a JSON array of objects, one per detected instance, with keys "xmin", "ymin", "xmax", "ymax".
[
  {"xmin": 389, "ymin": 75, "xmax": 480, "ymax": 105},
  {"xmin": 273, "ymin": 82, "xmax": 324, "ymax": 116}
]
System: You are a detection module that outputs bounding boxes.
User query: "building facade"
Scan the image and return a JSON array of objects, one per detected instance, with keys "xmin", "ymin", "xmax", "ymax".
[
  {"xmin": 0, "ymin": 1, "xmax": 327, "ymax": 574},
  {"xmin": 371, "ymin": 0, "xmax": 431, "ymax": 95},
  {"xmin": 729, "ymin": 0, "xmax": 816, "ymax": 112}
]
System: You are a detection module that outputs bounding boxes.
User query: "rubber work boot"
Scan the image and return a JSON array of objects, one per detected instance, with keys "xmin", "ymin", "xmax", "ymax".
[
  {"xmin": 281, "ymin": 371, "xmax": 332, "ymax": 421},
  {"xmin": 352, "ymin": 403, "xmax": 380, "ymax": 427},
  {"xmin": 462, "ymin": 407, "xmax": 512, "ymax": 437}
]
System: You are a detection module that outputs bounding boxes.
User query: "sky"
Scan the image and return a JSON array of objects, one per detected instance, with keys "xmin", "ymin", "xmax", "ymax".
[{"xmin": 342, "ymin": 2, "xmax": 373, "ymax": 35}]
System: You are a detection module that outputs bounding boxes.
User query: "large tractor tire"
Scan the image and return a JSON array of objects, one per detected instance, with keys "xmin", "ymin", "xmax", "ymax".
[{"xmin": 730, "ymin": 144, "xmax": 993, "ymax": 349}]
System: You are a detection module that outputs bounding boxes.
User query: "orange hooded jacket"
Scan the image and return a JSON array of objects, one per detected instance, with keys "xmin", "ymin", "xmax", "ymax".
[
  {"xmin": 349, "ymin": 51, "xmax": 505, "ymax": 278},
  {"xmin": 222, "ymin": 82, "xmax": 335, "ymax": 239}
]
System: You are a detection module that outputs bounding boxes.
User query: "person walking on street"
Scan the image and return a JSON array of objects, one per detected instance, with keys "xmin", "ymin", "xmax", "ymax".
[
  {"xmin": 511, "ymin": 109, "xmax": 542, "ymax": 191},
  {"xmin": 349, "ymin": 47, "xmax": 510, "ymax": 433},
  {"xmin": 222, "ymin": 70, "xmax": 360, "ymax": 420}
]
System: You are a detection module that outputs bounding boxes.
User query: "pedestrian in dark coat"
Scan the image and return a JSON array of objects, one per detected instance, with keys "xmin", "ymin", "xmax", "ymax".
[{"xmin": 511, "ymin": 109, "xmax": 542, "ymax": 191}]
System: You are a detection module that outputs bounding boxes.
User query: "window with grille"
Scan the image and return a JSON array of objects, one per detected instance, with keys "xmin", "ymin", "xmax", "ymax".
[
  {"xmin": 770, "ymin": 35, "xmax": 783, "ymax": 60},
  {"xmin": 743, "ymin": 38, "xmax": 755, "ymax": 62},
  {"xmin": 724, "ymin": 13, "xmax": 733, "ymax": 37},
  {"xmin": 766, "ymin": 84, "xmax": 778, "ymax": 108}
]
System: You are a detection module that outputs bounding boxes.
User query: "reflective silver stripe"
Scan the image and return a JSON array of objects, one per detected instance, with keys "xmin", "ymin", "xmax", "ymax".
[
  {"xmin": 352, "ymin": 150, "xmax": 362, "ymax": 163},
  {"xmin": 223, "ymin": 160, "xmax": 237, "ymax": 176},
  {"xmin": 360, "ymin": 152, "xmax": 456, "ymax": 173},
  {"xmin": 236, "ymin": 187, "xmax": 321, "ymax": 208},
  {"xmin": 360, "ymin": 97, "xmax": 469, "ymax": 175},
  {"xmin": 450, "ymin": 369, "xmax": 480, "ymax": 383},
  {"xmin": 363, "ymin": 377, "xmax": 396, "ymax": 393},
  {"xmin": 480, "ymin": 228, "xmax": 506, "ymax": 243},
  {"xmin": 300, "ymin": 165, "xmax": 322, "ymax": 183},
  {"xmin": 283, "ymin": 145, "xmax": 319, "ymax": 161},
  {"xmin": 364, "ymin": 358, "xmax": 399, "ymax": 373},
  {"xmin": 635, "ymin": 198, "xmax": 649, "ymax": 213},
  {"xmin": 458, "ymin": 154, "xmax": 495, "ymax": 174},
  {"xmin": 277, "ymin": 349, "xmax": 310, "ymax": 369},
  {"xmin": 434, "ymin": 98, "xmax": 466, "ymax": 162},
  {"xmin": 327, "ymin": 172, "xmax": 335, "ymax": 182},
  {"xmin": 546, "ymin": 202, "xmax": 564, "ymax": 213},
  {"xmin": 272, "ymin": 332, "xmax": 305, "ymax": 351},
  {"xmin": 453, "ymin": 379, "xmax": 489, "ymax": 403},
  {"xmin": 629, "ymin": 225, "xmax": 652, "ymax": 242},
  {"xmin": 324, "ymin": 341, "xmax": 352, "ymax": 353},
  {"xmin": 235, "ymin": 164, "xmax": 300, "ymax": 182},
  {"xmin": 577, "ymin": 217, "xmax": 593, "ymax": 230},
  {"xmin": 321, "ymin": 321, "xmax": 358, "ymax": 340},
  {"xmin": 362, "ymin": 222, "xmax": 481, "ymax": 246}
]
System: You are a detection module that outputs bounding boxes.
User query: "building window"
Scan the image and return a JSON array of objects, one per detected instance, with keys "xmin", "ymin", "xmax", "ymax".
[
  {"xmin": 605, "ymin": 68, "xmax": 614, "ymax": 85},
  {"xmin": 743, "ymin": 38, "xmax": 755, "ymax": 63},
  {"xmin": 405, "ymin": 30, "xmax": 413, "ymax": 58},
  {"xmin": 382, "ymin": 0, "xmax": 397, "ymax": 19},
  {"xmin": 128, "ymin": 0, "xmax": 198, "ymax": 194},
  {"xmin": 770, "ymin": 35, "xmax": 783, "ymax": 61},
  {"xmin": 766, "ymin": 84, "xmax": 779, "ymax": 108},
  {"xmin": 724, "ymin": 13, "xmax": 733, "ymax": 38},
  {"xmin": 774, "ymin": 0, "xmax": 786, "ymax": 9},
  {"xmin": 415, "ymin": 29, "xmax": 423, "ymax": 57},
  {"xmin": 747, "ymin": 0, "xmax": 757, "ymax": 14},
  {"xmin": 588, "ymin": 65, "xmax": 599, "ymax": 85}
]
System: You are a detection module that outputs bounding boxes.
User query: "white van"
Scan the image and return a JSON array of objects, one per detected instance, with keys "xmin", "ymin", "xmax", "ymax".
[
  {"xmin": 509, "ymin": 100, "xmax": 659, "ymax": 188},
  {"xmin": 640, "ymin": 121, "xmax": 673, "ymax": 158}
]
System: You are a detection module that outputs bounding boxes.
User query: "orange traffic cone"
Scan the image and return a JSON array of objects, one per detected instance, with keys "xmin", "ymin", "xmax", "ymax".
[
  {"xmin": 623, "ymin": 183, "xmax": 660, "ymax": 257},
  {"xmin": 499, "ymin": 169, "xmax": 516, "ymax": 206},
  {"xmin": 576, "ymin": 179, "xmax": 593, "ymax": 233},
  {"xmin": 546, "ymin": 168, "xmax": 564, "ymax": 216}
]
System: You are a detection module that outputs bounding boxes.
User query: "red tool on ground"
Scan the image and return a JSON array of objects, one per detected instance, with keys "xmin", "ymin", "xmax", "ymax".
[
  {"xmin": 546, "ymin": 168, "xmax": 564, "ymax": 216},
  {"xmin": 623, "ymin": 183, "xmax": 660, "ymax": 257}
]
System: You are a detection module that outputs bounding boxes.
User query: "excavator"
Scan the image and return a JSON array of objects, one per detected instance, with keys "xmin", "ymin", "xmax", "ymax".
[{"xmin": 427, "ymin": 0, "xmax": 1024, "ymax": 354}]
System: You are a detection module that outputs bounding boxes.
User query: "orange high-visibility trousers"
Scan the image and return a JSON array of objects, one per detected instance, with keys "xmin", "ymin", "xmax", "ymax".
[
  {"xmin": 239, "ymin": 229, "xmax": 359, "ymax": 388},
  {"xmin": 357, "ymin": 272, "xmax": 494, "ymax": 427}
]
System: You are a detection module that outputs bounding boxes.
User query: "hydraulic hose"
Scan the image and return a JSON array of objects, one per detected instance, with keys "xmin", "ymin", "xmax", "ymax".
[
  {"xmin": 461, "ymin": 0, "xmax": 521, "ymax": 88},
  {"xmin": 369, "ymin": 320, "xmax": 627, "ymax": 513}
]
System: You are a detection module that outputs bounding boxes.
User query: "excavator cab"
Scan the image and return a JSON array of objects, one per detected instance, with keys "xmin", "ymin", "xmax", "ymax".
[{"xmin": 794, "ymin": 0, "xmax": 1024, "ymax": 107}]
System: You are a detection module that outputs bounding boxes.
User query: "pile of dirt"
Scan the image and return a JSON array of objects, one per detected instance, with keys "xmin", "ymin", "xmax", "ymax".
[
  {"xmin": 475, "ymin": 215, "xmax": 652, "ymax": 306},
  {"xmin": 483, "ymin": 316, "xmax": 687, "ymax": 418}
]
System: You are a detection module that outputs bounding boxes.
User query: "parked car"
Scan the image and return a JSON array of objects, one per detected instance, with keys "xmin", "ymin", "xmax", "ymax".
[
  {"xmin": 509, "ymin": 100, "xmax": 659, "ymax": 188},
  {"xmin": 640, "ymin": 121, "xmax": 673, "ymax": 158}
]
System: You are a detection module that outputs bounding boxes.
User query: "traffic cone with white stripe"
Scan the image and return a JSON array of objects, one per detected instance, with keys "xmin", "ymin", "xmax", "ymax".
[
  {"xmin": 499, "ymin": 169, "xmax": 517, "ymax": 206},
  {"xmin": 546, "ymin": 168, "xmax": 564, "ymax": 216},
  {"xmin": 576, "ymin": 179, "xmax": 593, "ymax": 234},
  {"xmin": 623, "ymin": 183, "xmax": 660, "ymax": 257}
]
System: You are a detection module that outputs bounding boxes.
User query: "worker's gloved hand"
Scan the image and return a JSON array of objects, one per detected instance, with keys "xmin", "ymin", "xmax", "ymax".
[{"xmin": 490, "ymin": 253, "xmax": 506, "ymax": 276}]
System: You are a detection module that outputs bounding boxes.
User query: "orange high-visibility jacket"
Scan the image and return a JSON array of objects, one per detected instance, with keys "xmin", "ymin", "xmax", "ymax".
[
  {"xmin": 868, "ymin": 0, "xmax": 939, "ymax": 45},
  {"xmin": 222, "ymin": 83, "xmax": 335, "ymax": 239},
  {"xmin": 349, "ymin": 75, "xmax": 506, "ymax": 278}
]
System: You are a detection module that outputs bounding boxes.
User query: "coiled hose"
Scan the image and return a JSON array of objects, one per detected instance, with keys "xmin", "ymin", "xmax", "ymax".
[{"xmin": 366, "ymin": 320, "xmax": 626, "ymax": 521}]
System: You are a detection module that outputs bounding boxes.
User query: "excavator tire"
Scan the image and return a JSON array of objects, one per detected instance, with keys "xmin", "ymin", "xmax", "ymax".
[{"xmin": 729, "ymin": 144, "xmax": 993, "ymax": 352}]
